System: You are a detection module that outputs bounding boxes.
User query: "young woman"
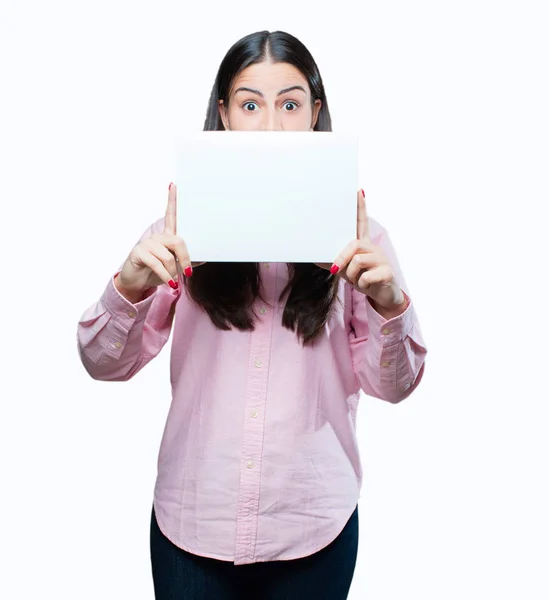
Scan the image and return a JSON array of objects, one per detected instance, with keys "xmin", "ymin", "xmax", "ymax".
[{"xmin": 77, "ymin": 29, "xmax": 428, "ymax": 600}]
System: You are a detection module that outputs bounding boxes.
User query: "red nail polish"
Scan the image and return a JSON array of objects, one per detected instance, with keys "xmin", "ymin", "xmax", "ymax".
[
  {"xmin": 361, "ymin": 189, "xmax": 365, "ymax": 198},
  {"xmin": 184, "ymin": 266, "xmax": 193, "ymax": 277},
  {"xmin": 330, "ymin": 264, "xmax": 340, "ymax": 275},
  {"xmin": 168, "ymin": 279, "xmax": 178, "ymax": 289}
]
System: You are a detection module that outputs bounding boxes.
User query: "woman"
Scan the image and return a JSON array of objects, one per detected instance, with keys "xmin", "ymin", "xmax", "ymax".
[{"xmin": 77, "ymin": 30, "xmax": 428, "ymax": 599}]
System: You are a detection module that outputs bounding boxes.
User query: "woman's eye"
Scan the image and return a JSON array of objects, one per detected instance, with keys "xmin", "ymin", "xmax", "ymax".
[
  {"xmin": 283, "ymin": 101, "xmax": 299, "ymax": 111},
  {"xmin": 244, "ymin": 102, "xmax": 258, "ymax": 112}
]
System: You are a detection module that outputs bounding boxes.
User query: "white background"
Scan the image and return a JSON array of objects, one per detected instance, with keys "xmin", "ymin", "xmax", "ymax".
[{"xmin": 1, "ymin": 0, "xmax": 549, "ymax": 598}]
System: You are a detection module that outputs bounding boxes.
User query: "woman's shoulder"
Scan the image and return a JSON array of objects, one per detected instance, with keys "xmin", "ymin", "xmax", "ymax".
[
  {"xmin": 151, "ymin": 216, "xmax": 167, "ymax": 234},
  {"xmin": 367, "ymin": 215, "xmax": 387, "ymax": 245},
  {"xmin": 135, "ymin": 216, "xmax": 167, "ymax": 244}
]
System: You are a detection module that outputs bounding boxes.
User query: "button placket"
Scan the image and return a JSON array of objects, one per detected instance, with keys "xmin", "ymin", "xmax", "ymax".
[{"xmin": 234, "ymin": 264, "xmax": 278, "ymax": 563}]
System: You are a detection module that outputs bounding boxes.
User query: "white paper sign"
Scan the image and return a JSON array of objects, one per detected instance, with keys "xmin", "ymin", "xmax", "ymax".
[{"xmin": 174, "ymin": 131, "xmax": 358, "ymax": 263}]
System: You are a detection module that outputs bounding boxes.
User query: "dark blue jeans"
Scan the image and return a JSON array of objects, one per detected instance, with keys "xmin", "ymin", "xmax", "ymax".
[{"xmin": 150, "ymin": 504, "xmax": 359, "ymax": 599}]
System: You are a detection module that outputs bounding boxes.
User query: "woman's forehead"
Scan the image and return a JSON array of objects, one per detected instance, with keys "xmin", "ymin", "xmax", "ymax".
[{"xmin": 231, "ymin": 62, "xmax": 310, "ymax": 95}]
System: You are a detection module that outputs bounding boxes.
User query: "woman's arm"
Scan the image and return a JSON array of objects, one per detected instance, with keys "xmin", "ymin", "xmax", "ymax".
[
  {"xmin": 76, "ymin": 217, "xmax": 180, "ymax": 382},
  {"xmin": 347, "ymin": 226, "xmax": 428, "ymax": 403}
]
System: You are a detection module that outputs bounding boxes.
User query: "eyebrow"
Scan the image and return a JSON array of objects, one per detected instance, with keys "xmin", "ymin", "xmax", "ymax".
[{"xmin": 233, "ymin": 85, "xmax": 308, "ymax": 98}]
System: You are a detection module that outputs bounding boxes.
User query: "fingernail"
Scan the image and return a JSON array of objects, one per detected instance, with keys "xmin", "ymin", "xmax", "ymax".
[
  {"xmin": 169, "ymin": 182, "xmax": 173, "ymax": 191},
  {"xmin": 168, "ymin": 279, "xmax": 178, "ymax": 289},
  {"xmin": 184, "ymin": 266, "xmax": 193, "ymax": 277},
  {"xmin": 361, "ymin": 189, "xmax": 365, "ymax": 198},
  {"xmin": 330, "ymin": 264, "xmax": 340, "ymax": 275}
]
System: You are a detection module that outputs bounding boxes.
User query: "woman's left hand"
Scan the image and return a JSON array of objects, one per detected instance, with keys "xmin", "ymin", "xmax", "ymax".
[{"xmin": 316, "ymin": 189, "xmax": 408, "ymax": 314}]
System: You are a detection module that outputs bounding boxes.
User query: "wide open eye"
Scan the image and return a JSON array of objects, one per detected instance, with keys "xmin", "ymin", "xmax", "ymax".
[{"xmin": 283, "ymin": 101, "xmax": 299, "ymax": 111}]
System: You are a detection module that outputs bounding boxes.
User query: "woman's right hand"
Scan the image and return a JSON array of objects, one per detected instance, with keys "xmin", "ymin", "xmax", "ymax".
[{"xmin": 115, "ymin": 183, "xmax": 203, "ymax": 301}]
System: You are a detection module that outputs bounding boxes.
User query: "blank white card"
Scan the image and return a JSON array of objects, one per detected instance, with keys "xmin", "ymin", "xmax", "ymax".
[{"xmin": 173, "ymin": 131, "xmax": 358, "ymax": 263}]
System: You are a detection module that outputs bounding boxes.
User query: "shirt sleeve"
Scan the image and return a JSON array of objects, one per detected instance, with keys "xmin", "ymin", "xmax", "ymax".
[
  {"xmin": 76, "ymin": 217, "xmax": 181, "ymax": 381},
  {"xmin": 348, "ymin": 223, "xmax": 428, "ymax": 403}
]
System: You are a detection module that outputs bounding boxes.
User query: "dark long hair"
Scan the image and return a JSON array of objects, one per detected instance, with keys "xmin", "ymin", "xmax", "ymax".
[{"xmin": 185, "ymin": 30, "xmax": 339, "ymax": 345}]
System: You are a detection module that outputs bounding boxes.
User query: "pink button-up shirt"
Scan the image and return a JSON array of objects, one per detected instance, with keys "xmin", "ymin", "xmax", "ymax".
[{"xmin": 77, "ymin": 215, "xmax": 427, "ymax": 565}]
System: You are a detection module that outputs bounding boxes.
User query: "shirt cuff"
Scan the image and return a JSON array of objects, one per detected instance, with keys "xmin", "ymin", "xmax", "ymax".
[
  {"xmin": 101, "ymin": 272, "xmax": 159, "ymax": 328},
  {"xmin": 365, "ymin": 290, "xmax": 415, "ymax": 347}
]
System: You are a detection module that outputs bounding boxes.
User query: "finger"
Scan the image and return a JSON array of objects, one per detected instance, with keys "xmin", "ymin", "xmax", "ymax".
[
  {"xmin": 356, "ymin": 188, "xmax": 370, "ymax": 243},
  {"xmin": 345, "ymin": 252, "xmax": 378, "ymax": 284},
  {"xmin": 329, "ymin": 238, "xmax": 374, "ymax": 275},
  {"xmin": 163, "ymin": 182, "xmax": 177, "ymax": 236},
  {"xmin": 151, "ymin": 233, "xmax": 194, "ymax": 277},
  {"xmin": 134, "ymin": 246, "xmax": 177, "ymax": 288},
  {"xmin": 145, "ymin": 239, "xmax": 181, "ymax": 281},
  {"xmin": 356, "ymin": 266, "xmax": 389, "ymax": 290}
]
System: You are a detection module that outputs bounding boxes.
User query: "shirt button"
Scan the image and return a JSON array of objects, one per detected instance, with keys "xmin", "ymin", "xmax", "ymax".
[
  {"xmin": 113, "ymin": 341, "xmax": 123, "ymax": 349},
  {"xmin": 263, "ymin": 263, "xmax": 270, "ymax": 270},
  {"xmin": 251, "ymin": 410, "xmax": 258, "ymax": 419},
  {"xmin": 382, "ymin": 328, "xmax": 391, "ymax": 335},
  {"xmin": 382, "ymin": 361, "xmax": 391, "ymax": 367},
  {"xmin": 128, "ymin": 311, "xmax": 136, "ymax": 319},
  {"xmin": 259, "ymin": 307, "xmax": 268, "ymax": 315},
  {"xmin": 255, "ymin": 359, "xmax": 262, "ymax": 368},
  {"xmin": 246, "ymin": 461, "xmax": 254, "ymax": 469}
]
